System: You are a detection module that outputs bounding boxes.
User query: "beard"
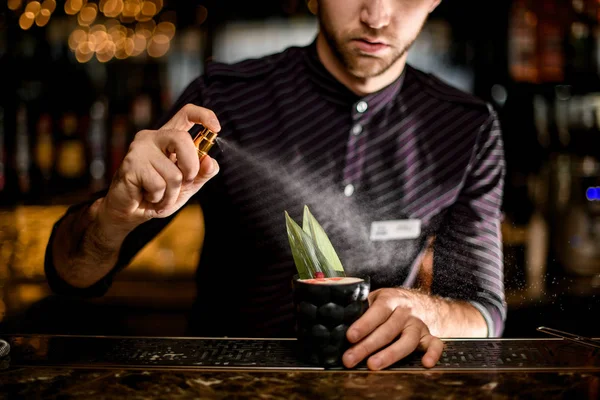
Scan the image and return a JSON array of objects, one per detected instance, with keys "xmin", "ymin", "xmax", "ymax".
[{"xmin": 318, "ymin": 13, "xmax": 417, "ymax": 79}]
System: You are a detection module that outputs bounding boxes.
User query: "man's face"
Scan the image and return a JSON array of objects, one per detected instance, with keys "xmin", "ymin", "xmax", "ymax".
[{"xmin": 318, "ymin": 0, "xmax": 439, "ymax": 79}]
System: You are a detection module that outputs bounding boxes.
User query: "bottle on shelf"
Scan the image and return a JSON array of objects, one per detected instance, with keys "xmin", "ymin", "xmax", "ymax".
[
  {"xmin": 109, "ymin": 115, "xmax": 129, "ymax": 180},
  {"xmin": 565, "ymin": 0, "xmax": 596, "ymax": 89},
  {"xmin": 0, "ymin": 109, "xmax": 19, "ymax": 209},
  {"xmin": 55, "ymin": 111, "xmax": 88, "ymax": 199},
  {"xmin": 0, "ymin": 107, "xmax": 5, "ymax": 196},
  {"xmin": 131, "ymin": 93, "xmax": 153, "ymax": 134},
  {"xmin": 88, "ymin": 98, "xmax": 109, "ymax": 194},
  {"xmin": 31, "ymin": 112, "xmax": 55, "ymax": 199},
  {"xmin": 15, "ymin": 103, "xmax": 31, "ymax": 201},
  {"xmin": 508, "ymin": 0, "xmax": 539, "ymax": 83},
  {"xmin": 536, "ymin": 0, "xmax": 567, "ymax": 83}
]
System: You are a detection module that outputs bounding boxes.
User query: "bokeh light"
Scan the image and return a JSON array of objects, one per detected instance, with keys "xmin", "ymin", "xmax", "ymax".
[
  {"xmin": 72, "ymin": 0, "xmax": 87, "ymax": 12},
  {"xmin": 96, "ymin": 40, "xmax": 116, "ymax": 62},
  {"xmin": 41, "ymin": 0, "xmax": 56, "ymax": 13},
  {"xmin": 137, "ymin": 19, "xmax": 155, "ymax": 37},
  {"xmin": 19, "ymin": 12, "xmax": 35, "ymax": 30},
  {"xmin": 64, "ymin": 0, "xmax": 87, "ymax": 15},
  {"xmin": 90, "ymin": 24, "xmax": 108, "ymax": 47},
  {"xmin": 68, "ymin": 28, "xmax": 88, "ymax": 51},
  {"xmin": 12, "ymin": 0, "xmax": 176, "ymax": 62},
  {"xmin": 103, "ymin": 0, "xmax": 124, "ymax": 18},
  {"xmin": 35, "ymin": 8, "xmax": 51, "ymax": 27},
  {"xmin": 78, "ymin": 3, "xmax": 98, "ymax": 26},
  {"xmin": 131, "ymin": 32, "xmax": 147, "ymax": 56},
  {"xmin": 122, "ymin": 0, "xmax": 141, "ymax": 18},
  {"xmin": 75, "ymin": 40, "xmax": 95, "ymax": 63},
  {"xmin": 147, "ymin": 34, "xmax": 169, "ymax": 58},
  {"xmin": 25, "ymin": 1, "xmax": 42, "ymax": 16},
  {"xmin": 8, "ymin": 0, "xmax": 23, "ymax": 11},
  {"xmin": 155, "ymin": 21, "xmax": 175, "ymax": 40},
  {"xmin": 140, "ymin": 1, "xmax": 157, "ymax": 18}
]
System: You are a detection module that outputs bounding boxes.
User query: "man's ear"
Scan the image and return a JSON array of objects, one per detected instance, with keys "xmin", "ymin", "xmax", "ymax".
[{"xmin": 429, "ymin": 0, "xmax": 441, "ymax": 13}]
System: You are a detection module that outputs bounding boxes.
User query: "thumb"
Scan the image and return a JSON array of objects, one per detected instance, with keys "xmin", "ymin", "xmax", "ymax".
[{"xmin": 193, "ymin": 155, "xmax": 220, "ymax": 186}]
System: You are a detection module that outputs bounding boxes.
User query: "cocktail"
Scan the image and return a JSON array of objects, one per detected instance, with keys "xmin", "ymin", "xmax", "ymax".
[{"xmin": 286, "ymin": 206, "xmax": 370, "ymax": 368}]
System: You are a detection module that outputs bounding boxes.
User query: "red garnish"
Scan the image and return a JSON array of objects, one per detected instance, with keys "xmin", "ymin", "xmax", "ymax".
[{"xmin": 315, "ymin": 272, "xmax": 325, "ymax": 279}]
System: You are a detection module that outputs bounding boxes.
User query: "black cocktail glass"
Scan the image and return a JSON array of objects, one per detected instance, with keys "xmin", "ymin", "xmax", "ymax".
[{"xmin": 291, "ymin": 275, "xmax": 370, "ymax": 368}]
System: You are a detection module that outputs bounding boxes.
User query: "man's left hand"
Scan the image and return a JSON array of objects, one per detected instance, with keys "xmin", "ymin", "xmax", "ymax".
[{"xmin": 342, "ymin": 288, "xmax": 444, "ymax": 371}]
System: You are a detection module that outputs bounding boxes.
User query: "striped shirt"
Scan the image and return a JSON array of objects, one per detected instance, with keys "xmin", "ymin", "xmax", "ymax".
[{"xmin": 45, "ymin": 39, "xmax": 506, "ymax": 338}]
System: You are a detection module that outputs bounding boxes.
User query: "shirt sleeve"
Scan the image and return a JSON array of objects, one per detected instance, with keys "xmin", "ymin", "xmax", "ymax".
[
  {"xmin": 44, "ymin": 192, "xmax": 185, "ymax": 297},
  {"xmin": 431, "ymin": 105, "xmax": 507, "ymax": 337},
  {"xmin": 44, "ymin": 76, "xmax": 208, "ymax": 297}
]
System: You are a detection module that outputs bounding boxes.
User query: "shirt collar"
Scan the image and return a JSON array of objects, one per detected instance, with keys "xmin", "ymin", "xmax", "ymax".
[{"xmin": 303, "ymin": 38, "xmax": 405, "ymax": 115}]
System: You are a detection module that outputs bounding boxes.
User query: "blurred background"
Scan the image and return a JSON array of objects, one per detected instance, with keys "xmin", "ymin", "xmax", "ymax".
[{"xmin": 0, "ymin": 0, "xmax": 600, "ymax": 338}]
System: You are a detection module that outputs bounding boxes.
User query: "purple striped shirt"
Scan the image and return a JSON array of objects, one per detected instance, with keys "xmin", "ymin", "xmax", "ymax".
[{"xmin": 45, "ymin": 40, "xmax": 506, "ymax": 338}]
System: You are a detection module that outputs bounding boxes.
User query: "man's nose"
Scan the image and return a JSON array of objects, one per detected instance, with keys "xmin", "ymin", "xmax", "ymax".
[{"xmin": 360, "ymin": 0, "xmax": 391, "ymax": 30}]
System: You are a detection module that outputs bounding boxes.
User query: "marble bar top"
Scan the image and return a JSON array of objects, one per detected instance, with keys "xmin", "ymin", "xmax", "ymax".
[
  {"xmin": 1, "ymin": 366, "xmax": 599, "ymax": 399},
  {"xmin": 1, "ymin": 334, "xmax": 600, "ymax": 399}
]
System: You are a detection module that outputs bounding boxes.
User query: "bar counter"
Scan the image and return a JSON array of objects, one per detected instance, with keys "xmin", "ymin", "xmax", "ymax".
[{"xmin": 1, "ymin": 334, "xmax": 599, "ymax": 399}]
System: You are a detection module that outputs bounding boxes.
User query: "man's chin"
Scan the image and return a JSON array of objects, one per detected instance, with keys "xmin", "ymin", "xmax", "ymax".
[{"xmin": 347, "ymin": 62, "xmax": 391, "ymax": 79}]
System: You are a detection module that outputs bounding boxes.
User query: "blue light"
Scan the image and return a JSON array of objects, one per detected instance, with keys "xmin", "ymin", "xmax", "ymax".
[{"xmin": 587, "ymin": 187, "xmax": 599, "ymax": 201}]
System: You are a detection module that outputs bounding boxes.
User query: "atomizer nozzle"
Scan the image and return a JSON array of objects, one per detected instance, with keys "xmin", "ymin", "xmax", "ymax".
[{"xmin": 193, "ymin": 127, "xmax": 218, "ymax": 158}]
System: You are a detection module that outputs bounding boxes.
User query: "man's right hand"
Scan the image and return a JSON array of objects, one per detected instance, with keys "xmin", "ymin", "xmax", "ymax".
[{"xmin": 95, "ymin": 104, "xmax": 221, "ymax": 230}]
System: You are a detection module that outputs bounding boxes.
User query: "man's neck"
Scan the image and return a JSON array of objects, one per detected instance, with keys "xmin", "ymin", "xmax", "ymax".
[{"xmin": 315, "ymin": 32, "xmax": 406, "ymax": 97}]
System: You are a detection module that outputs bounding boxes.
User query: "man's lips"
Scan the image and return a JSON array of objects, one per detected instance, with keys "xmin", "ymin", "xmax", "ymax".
[{"xmin": 352, "ymin": 38, "xmax": 389, "ymax": 53}]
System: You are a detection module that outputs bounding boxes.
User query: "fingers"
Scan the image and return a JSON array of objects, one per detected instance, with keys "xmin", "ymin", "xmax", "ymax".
[
  {"xmin": 162, "ymin": 104, "xmax": 221, "ymax": 133},
  {"xmin": 343, "ymin": 307, "xmax": 444, "ymax": 371},
  {"xmin": 141, "ymin": 152, "xmax": 219, "ymax": 212},
  {"xmin": 142, "ymin": 104, "xmax": 222, "ymax": 184},
  {"xmin": 419, "ymin": 334, "xmax": 445, "ymax": 368},
  {"xmin": 195, "ymin": 155, "xmax": 219, "ymax": 185},
  {"xmin": 137, "ymin": 162, "xmax": 167, "ymax": 205},
  {"xmin": 343, "ymin": 306, "xmax": 408, "ymax": 368},
  {"xmin": 173, "ymin": 155, "xmax": 219, "ymax": 206},
  {"xmin": 149, "ymin": 153, "xmax": 184, "ymax": 210},
  {"xmin": 346, "ymin": 301, "xmax": 390, "ymax": 344},
  {"xmin": 105, "ymin": 105, "xmax": 221, "ymax": 224},
  {"xmin": 153, "ymin": 129, "xmax": 200, "ymax": 183},
  {"xmin": 363, "ymin": 316, "xmax": 428, "ymax": 371}
]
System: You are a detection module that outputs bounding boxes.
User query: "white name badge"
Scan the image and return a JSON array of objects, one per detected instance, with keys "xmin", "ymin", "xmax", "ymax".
[{"xmin": 370, "ymin": 219, "xmax": 422, "ymax": 241}]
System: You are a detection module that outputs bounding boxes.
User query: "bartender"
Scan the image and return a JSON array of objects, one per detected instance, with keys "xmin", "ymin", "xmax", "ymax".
[{"xmin": 44, "ymin": 0, "xmax": 505, "ymax": 371}]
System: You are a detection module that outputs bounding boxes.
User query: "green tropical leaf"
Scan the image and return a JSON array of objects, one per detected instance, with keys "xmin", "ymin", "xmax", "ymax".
[
  {"xmin": 298, "ymin": 228, "xmax": 329, "ymax": 277},
  {"xmin": 302, "ymin": 205, "xmax": 345, "ymax": 276},
  {"xmin": 285, "ymin": 211, "xmax": 316, "ymax": 279}
]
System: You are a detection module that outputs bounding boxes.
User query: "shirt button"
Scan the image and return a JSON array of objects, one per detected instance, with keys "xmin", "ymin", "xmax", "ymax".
[
  {"xmin": 351, "ymin": 124, "xmax": 363, "ymax": 136},
  {"xmin": 356, "ymin": 101, "xmax": 368, "ymax": 113},
  {"xmin": 344, "ymin": 184, "xmax": 355, "ymax": 197}
]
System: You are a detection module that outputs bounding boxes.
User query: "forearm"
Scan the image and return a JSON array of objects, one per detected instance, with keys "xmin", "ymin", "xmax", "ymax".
[
  {"xmin": 399, "ymin": 288, "xmax": 488, "ymax": 338},
  {"xmin": 51, "ymin": 198, "xmax": 134, "ymax": 289}
]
